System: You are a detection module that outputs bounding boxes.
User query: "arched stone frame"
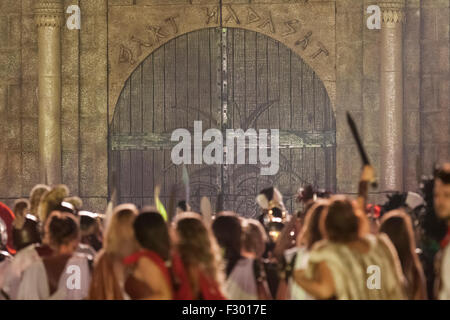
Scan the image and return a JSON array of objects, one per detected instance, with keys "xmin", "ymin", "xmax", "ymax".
[
  {"xmin": 108, "ymin": 26, "xmax": 336, "ymax": 217},
  {"xmin": 107, "ymin": 1, "xmax": 336, "ymax": 124}
]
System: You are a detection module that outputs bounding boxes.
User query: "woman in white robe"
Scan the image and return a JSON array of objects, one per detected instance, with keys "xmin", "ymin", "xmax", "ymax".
[
  {"xmin": 17, "ymin": 252, "xmax": 91, "ymax": 300},
  {"xmin": 17, "ymin": 211, "xmax": 91, "ymax": 300}
]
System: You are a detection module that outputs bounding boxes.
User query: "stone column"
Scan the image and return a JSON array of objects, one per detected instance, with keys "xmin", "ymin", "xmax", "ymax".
[
  {"xmin": 379, "ymin": 0, "xmax": 405, "ymax": 193},
  {"xmin": 34, "ymin": 0, "xmax": 63, "ymax": 185}
]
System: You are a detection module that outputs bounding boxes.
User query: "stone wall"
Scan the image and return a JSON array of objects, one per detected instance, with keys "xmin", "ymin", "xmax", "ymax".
[
  {"xmin": 0, "ymin": 0, "xmax": 108, "ymax": 211},
  {"xmin": 418, "ymin": 0, "xmax": 449, "ymax": 177},
  {"xmin": 0, "ymin": 0, "xmax": 40, "ymax": 208},
  {"xmin": 335, "ymin": 0, "xmax": 382, "ymax": 201},
  {"xmin": 336, "ymin": 0, "xmax": 449, "ymax": 204}
]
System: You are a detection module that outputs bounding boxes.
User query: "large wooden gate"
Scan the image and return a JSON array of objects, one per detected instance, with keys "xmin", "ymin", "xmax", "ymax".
[{"xmin": 109, "ymin": 28, "xmax": 335, "ymax": 218}]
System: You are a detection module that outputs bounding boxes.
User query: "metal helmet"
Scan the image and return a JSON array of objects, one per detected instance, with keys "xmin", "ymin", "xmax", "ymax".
[{"xmin": 0, "ymin": 217, "xmax": 7, "ymax": 249}]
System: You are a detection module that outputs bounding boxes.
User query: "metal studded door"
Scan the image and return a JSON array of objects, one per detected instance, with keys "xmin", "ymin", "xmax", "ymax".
[{"xmin": 109, "ymin": 27, "xmax": 336, "ymax": 218}]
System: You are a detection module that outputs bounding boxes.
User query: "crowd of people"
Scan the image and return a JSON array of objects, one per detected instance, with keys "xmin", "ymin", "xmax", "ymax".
[{"xmin": 0, "ymin": 163, "xmax": 449, "ymax": 300}]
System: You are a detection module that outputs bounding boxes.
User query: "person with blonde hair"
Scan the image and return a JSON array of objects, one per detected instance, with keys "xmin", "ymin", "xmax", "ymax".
[
  {"xmin": 11, "ymin": 199, "xmax": 41, "ymax": 252},
  {"xmin": 172, "ymin": 212, "xmax": 226, "ymax": 300},
  {"xmin": 123, "ymin": 209, "xmax": 174, "ymax": 300},
  {"xmin": 28, "ymin": 184, "xmax": 50, "ymax": 219},
  {"xmin": 88, "ymin": 204, "xmax": 138, "ymax": 300}
]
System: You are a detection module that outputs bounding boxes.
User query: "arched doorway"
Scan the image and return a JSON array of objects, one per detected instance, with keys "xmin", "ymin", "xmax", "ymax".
[{"xmin": 109, "ymin": 27, "xmax": 336, "ymax": 218}]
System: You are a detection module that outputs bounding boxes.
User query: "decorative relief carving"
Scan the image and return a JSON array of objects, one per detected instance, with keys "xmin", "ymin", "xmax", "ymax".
[
  {"xmin": 220, "ymin": 5, "xmax": 329, "ymax": 59},
  {"xmin": 109, "ymin": 2, "xmax": 336, "ymax": 122},
  {"xmin": 223, "ymin": 5, "xmax": 241, "ymax": 25},
  {"xmin": 310, "ymin": 42, "xmax": 329, "ymax": 59},
  {"xmin": 165, "ymin": 15, "xmax": 180, "ymax": 34},
  {"xmin": 381, "ymin": 8, "xmax": 405, "ymax": 24},
  {"xmin": 130, "ymin": 35, "xmax": 152, "ymax": 58},
  {"xmin": 119, "ymin": 45, "xmax": 135, "ymax": 65},
  {"xmin": 146, "ymin": 25, "xmax": 169, "ymax": 43},
  {"xmin": 205, "ymin": 7, "xmax": 219, "ymax": 25},
  {"xmin": 379, "ymin": 1, "xmax": 405, "ymax": 24},
  {"xmin": 119, "ymin": 15, "xmax": 179, "ymax": 65},
  {"xmin": 295, "ymin": 31, "xmax": 312, "ymax": 50},
  {"xmin": 247, "ymin": 7, "xmax": 261, "ymax": 24},
  {"xmin": 282, "ymin": 19, "xmax": 299, "ymax": 37},
  {"xmin": 257, "ymin": 12, "xmax": 276, "ymax": 34}
]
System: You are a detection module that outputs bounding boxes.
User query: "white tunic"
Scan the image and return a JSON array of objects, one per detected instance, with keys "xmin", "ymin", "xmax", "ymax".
[{"xmin": 17, "ymin": 253, "xmax": 91, "ymax": 300}]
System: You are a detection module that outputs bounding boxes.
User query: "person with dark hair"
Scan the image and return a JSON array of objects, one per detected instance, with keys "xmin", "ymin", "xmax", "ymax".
[
  {"xmin": 12, "ymin": 214, "xmax": 41, "ymax": 253},
  {"xmin": 225, "ymin": 218, "xmax": 273, "ymax": 300},
  {"xmin": 212, "ymin": 212, "xmax": 258, "ymax": 299},
  {"xmin": 294, "ymin": 195, "xmax": 406, "ymax": 299},
  {"xmin": 79, "ymin": 211, "xmax": 103, "ymax": 252},
  {"xmin": 173, "ymin": 212, "xmax": 225, "ymax": 300},
  {"xmin": 16, "ymin": 211, "xmax": 91, "ymax": 299},
  {"xmin": 380, "ymin": 210, "xmax": 427, "ymax": 299},
  {"xmin": 434, "ymin": 163, "xmax": 450, "ymax": 299},
  {"xmin": 176, "ymin": 200, "xmax": 191, "ymax": 216},
  {"xmin": 211, "ymin": 212, "xmax": 242, "ymax": 278},
  {"xmin": 123, "ymin": 208, "xmax": 174, "ymax": 300}
]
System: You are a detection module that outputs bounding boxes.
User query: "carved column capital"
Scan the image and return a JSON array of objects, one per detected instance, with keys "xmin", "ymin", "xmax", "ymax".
[
  {"xmin": 378, "ymin": 0, "xmax": 406, "ymax": 24},
  {"xmin": 34, "ymin": 0, "xmax": 64, "ymax": 28}
]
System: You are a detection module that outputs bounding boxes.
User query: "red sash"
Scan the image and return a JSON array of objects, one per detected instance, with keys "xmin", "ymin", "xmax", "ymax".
[
  {"xmin": 124, "ymin": 250, "xmax": 225, "ymax": 300},
  {"xmin": 170, "ymin": 252, "xmax": 225, "ymax": 300},
  {"xmin": 123, "ymin": 250, "xmax": 173, "ymax": 295},
  {"xmin": 198, "ymin": 271, "xmax": 226, "ymax": 300}
]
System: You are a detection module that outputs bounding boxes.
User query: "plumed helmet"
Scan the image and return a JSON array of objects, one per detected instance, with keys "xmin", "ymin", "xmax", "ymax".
[
  {"xmin": 256, "ymin": 187, "xmax": 288, "ymax": 243},
  {"xmin": 37, "ymin": 185, "xmax": 70, "ymax": 222},
  {"xmin": 0, "ymin": 202, "xmax": 15, "ymax": 254},
  {"xmin": 256, "ymin": 187, "xmax": 285, "ymax": 211}
]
